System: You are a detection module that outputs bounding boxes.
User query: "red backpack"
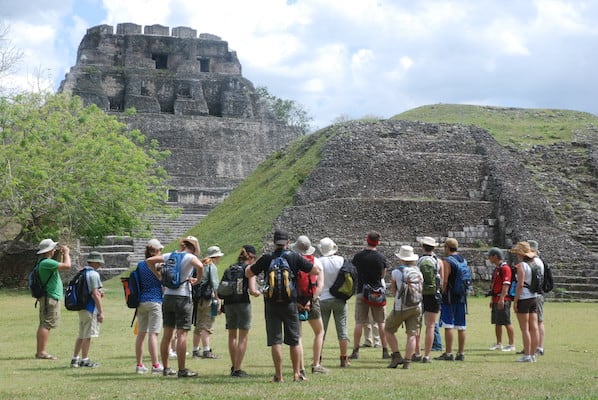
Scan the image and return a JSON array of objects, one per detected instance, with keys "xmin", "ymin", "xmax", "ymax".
[{"xmin": 296, "ymin": 254, "xmax": 317, "ymax": 308}]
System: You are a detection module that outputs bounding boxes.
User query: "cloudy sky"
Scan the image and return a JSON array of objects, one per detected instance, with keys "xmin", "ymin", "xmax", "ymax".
[{"xmin": 1, "ymin": 0, "xmax": 597, "ymax": 129}]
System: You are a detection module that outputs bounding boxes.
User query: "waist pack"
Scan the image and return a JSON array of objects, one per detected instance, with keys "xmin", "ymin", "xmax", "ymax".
[{"xmin": 362, "ymin": 283, "xmax": 386, "ymax": 307}]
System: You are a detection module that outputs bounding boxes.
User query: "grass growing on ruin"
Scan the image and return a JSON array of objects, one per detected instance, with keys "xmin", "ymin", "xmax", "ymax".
[
  {"xmin": 1, "ymin": 281, "xmax": 597, "ymax": 400},
  {"xmin": 393, "ymin": 104, "xmax": 598, "ymax": 146},
  {"xmin": 176, "ymin": 130, "xmax": 330, "ymax": 266}
]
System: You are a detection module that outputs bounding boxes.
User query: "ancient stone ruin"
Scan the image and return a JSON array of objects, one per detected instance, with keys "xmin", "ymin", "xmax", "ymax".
[{"xmin": 57, "ymin": 23, "xmax": 301, "ymax": 273}]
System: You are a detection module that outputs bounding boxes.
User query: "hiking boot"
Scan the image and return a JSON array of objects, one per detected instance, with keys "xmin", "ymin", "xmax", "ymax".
[
  {"xmin": 382, "ymin": 348, "xmax": 391, "ymax": 359},
  {"xmin": 151, "ymin": 364, "xmax": 164, "ymax": 373},
  {"xmin": 177, "ymin": 368, "xmax": 198, "ymax": 378},
  {"xmin": 348, "ymin": 349, "xmax": 359, "ymax": 359},
  {"xmin": 422, "ymin": 356, "xmax": 431, "ymax": 363},
  {"xmin": 70, "ymin": 358, "xmax": 79, "ymax": 368},
  {"xmin": 339, "ymin": 355, "xmax": 350, "ymax": 368},
  {"xmin": 202, "ymin": 350, "xmax": 218, "ymax": 359},
  {"xmin": 489, "ymin": 343, "xmax": 503, "ymax": 350},
  {"xmin": 455, "ymin": 353, "xmax": 465, "ymax": 361},
  {"xmin": 163, "ymin": 367, "xmax": 177, "ymax": 377},
  {"xmin": 401, "ymin": 360, "xmax": 411, "ymax": 369},
  {"xmin": 79, "ymin": 359, "xmax": 99, "ymax": 368},
  {"xmin": 311, "ymin": 364, "xmax": 330, "ymax": 374},
  {"xmin": 192, "ymin": 350, "xmax": 202, "ymax": 358},
  {"xmin": 502, "ymin": 345, "xmax": 516, "ymax": 352},
  {"xmin": 136, "ymin": 365, "xmax": 148, "ymax": 374},
  {"xmin": 411, "ymin": 354, "xmax": 422, "ymax": 362},
  {"xmin": 434, "ymin": 352, "xmax": 454, "ymax": 361},
  {"xmin": 387, "ymin": 351, "xmax": 404, "ymax": 368}
]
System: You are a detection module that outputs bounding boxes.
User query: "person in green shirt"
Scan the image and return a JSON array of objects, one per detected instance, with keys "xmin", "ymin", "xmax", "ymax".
[{"xmin": 35, "ymin": 238, "xmax": 71, "ymax": 360}]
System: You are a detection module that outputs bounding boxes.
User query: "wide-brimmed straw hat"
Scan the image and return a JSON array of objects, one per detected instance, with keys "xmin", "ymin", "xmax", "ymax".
[
  {"xmin": 318, "ymin": 237, "xmax": 338, "ymax": 257},
  {"xmin": 395, "ymin": 245, "xmax": 418, "ymax": 262},
  {"xmin": 291, "ymin": 235, "xmax": 315, "ymax": 255},
  {"xmin": 509, "ymin": 241, "xmax": 536, "ymax": 258}
]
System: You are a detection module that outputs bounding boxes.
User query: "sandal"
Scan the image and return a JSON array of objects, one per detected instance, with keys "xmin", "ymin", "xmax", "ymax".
[
  {"xmin": 272, "ymin": 375, "xmax": 284, "ymax": 383},
  {"xmin": 35, "ymin": 353, "xmax": 57, "ymax": 360}
]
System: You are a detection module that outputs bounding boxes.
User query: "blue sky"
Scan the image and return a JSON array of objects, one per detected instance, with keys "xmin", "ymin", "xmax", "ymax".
[{"xmin": 2, "ymin": 0, "xmax": 598, "ymax": 129}]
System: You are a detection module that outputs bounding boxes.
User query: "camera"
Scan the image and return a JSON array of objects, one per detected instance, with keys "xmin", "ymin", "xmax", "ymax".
[{"xmin": 55, "ymin": 243, "xmax": 61, "ymax": 251}]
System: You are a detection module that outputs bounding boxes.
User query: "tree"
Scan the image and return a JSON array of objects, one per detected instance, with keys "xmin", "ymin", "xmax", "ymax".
[
  {"xmin": 0, "ymin": 92, "xmax": 171, "ymax": 247},
  {"xmin": 0, "ymin": 21, "xmax": 23, "ymax": 93},
  {"xmin": 256, "ymin": 86, "xmax": 313, "ymax": 134}
]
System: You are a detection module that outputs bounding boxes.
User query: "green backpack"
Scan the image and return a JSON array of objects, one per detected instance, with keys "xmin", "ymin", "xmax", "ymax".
[{"xmin": 418, "ymin": 255, "xmax": 440, "ymax": 296}]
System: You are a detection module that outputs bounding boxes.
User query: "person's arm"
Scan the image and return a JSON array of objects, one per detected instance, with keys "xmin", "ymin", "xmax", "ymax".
[
  {"xmin": 247, "ymin": 273, "xmax": 260, "ymax": 297},
  {"xmin": 57, "ymin": 245, "xmax": 71, "ymax": 271},
  {"xmin": 390, "ymin": 272, "xmax": 398, "ymax": 296},
  {"xmin": 91, "ymin": 286, "xmax": 104, "ymax": 322},
  {"xmin": 441, "ymin": 259, "xmax": 450, "ymax": 293},
  {"xmin": 191, "ymin": 257, "xmax": 204, "ymax": 284},
  {"xmin": 146, "ymin": 254, "xmax": 165, "ymax": 273},
  {"xmin": 514, "ymin": 263, "xmax": 524, "ymax": 311},
  {"xmin": 313, "ymin": 258, "xmax": 324, "ymax": 298}
]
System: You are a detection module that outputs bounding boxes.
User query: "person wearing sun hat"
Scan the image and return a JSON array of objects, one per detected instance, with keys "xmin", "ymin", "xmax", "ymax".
[
  {"xmin": 416, "ymin": 236, "xmax": 443, "ymax": 363},
  {"xmin": 192, "ymin": 245, "xmax": 224, "ymax": 360},
  {"xmin": 317, "ymin": 237, "xmax": 352, "ymax": 367},
  {"xmin": 509, "ymin": 241, "xmax": 539, "ymax": 363},
  {"xmin": 385, "ymin": 245, "xmax": 423, "ymax": 370},
  {"xmin": 34, "ymin": 238, "xmax": 72, "ymax": 361},
  {"xmin": 146, "ymin": 235, "xmax": 204, "ymax": 378},
  {"xmin": 527, "ymin": 240, "xmax": 546, "ymax": 357},
  {"xmin": 70, "ymin": 251, "xmax": 105, "ymax": 369},
  {"xmin": 291, "ymin": 235, "xmax": 328, "ymax": 376}
]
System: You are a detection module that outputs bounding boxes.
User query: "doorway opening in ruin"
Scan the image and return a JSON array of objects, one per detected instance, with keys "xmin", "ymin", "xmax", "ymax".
[
  {"xmin": 198, "ymin": 57, "xmax": 210, "ymax": 72},
  {"xmin": 167, "ymin": 189, "xmax": 179, "ymax": 203},
  {"xmin": 152, "ymin": 53, "xmax": 168, "ymax": 69},
  {"xmin": 108, "ymin": 97, "xmax": 123, "ymax": 111}
]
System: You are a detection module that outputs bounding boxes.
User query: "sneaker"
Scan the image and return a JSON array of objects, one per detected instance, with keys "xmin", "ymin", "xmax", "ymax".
[
  {"xmin": 489, "ymin": 344, "xmax": 503, "ymax": 351},
  {"xmin": 502, "ymin": 345, "xmax": 516, "ymax": 352},
  {"xmin": 311, "ymin": 365, "xmax": 329, "ymax": 374},
  {"xmin": 455, "ymin": 353, "xmax": 464, "ymax": 361},
  {"xmin": 515, "ymin": 355, "xmax": 534, "ymax": 363},
  {"xmin": 434, "ymin": 352, "xmax": 454, "ymax": 361},
  {"xmin": 168, "ymin": 350, "xmax": 178, "ymax": 359},
  {"xmin": 177, "ymin": 368, "xmax": 198, "ymax": 378},
  {"xmin": 422, "ymin": 356, "xmax": 431, "ymax": 363},
  {"xmin": 192, "ymin": 350, "xmax": 202, "ymax": 358},
  {"xmin": 516, "ymin": 350, "xmax": 525, "ymax": 354},
  {"xmin": 361, "ymin": 343, "xmax": 373, "ymax": 348},
  {"xmin": 299, "ymin": 369, "xmax": 306, "ymax": 379},
  {"xmin": 70, "ymin": 358, "xmax": 80, "ymax": 368},
  {"xmin": 411, "ymin": 354, "xmax": 422, "ymax": 362},
  {"xmin": 136, "ymin": 365, "xmax": 148, "ymax": 374},
  {"xmin": 348, "ymin": 349, "xmax": 359, "ymax": 359},
  {"xmin": 536, "ymin": 348, "xmax": 544, "ymax": 356},
  {"xmin": 79, "ymin": 359, "xmax": 99, "ymax": 368},
  {"xmin": 151, "ymin": 364, "xmax": 164, "ymax": 373},
  {"xmin": 163, "ymin": 367, "xmax": 177, "ymax": 377},
  {"xmin": 202, "ymin": 350, "xmax": 218, "ymax": 359},
  {"xmin": 231, "ymin": 369, "xmax": 249, "ymax": 378}
]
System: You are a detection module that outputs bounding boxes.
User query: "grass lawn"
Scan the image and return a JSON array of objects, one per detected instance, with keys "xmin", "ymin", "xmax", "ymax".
[{"xmin": 1, "ymin": 276, "xmax": 596, "ymax": 400}]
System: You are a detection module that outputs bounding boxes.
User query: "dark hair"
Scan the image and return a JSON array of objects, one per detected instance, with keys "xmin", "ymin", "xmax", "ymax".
[
  {"xmin": 145, "ymin": 245, "xmax": 161, "ymax": 259},
  {"xmin": 237, "ymin": 245, "xmax": 256, "ymax": 263},
  {"xmin": 422, "ymin": 244, "xmax": 435, "ymax": 252}
]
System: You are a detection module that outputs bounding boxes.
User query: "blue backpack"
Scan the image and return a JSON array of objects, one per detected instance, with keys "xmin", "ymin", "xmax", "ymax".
[
  {"xmin": 446, "ymin": 255, "xmax": 471, "ymax": 297},
  {"xmin": 161, "ymin": 252, "xmax": 187, "ymax": 289}
]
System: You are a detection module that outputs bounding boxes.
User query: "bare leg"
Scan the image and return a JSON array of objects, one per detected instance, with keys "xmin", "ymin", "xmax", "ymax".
[
  {"xmin": 271, "ymin": 344, "xmax": 284, "ymax": 381},
  {"xmin": 161, "ymin": 327, "xmax": 175, "ymax": 370}
]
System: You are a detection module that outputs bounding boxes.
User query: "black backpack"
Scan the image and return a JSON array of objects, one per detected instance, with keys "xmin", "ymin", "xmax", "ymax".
[
  {"xmin": 65, "ymin": 269, "xmax": 91, "ymax": 311},
  {"xmin": 217, "ymin": 263, "xmax": 247, "ymax": 301},
  {"xmin": 541, "ymin": 261, "xmax": 555, "ymax": 293},
  {"xmin": 28, "ymin": 260, "xmax": 55, "ymax": 307}
]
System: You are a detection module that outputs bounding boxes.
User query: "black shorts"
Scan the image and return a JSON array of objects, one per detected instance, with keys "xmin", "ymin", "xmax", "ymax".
[
  {"xmin": 264, "ymin": 301, "xmax": 300, "ymax": 347},
  {"xmin": 422, "ymin": 294, "xmax": 441, "ymax": 313},
  {"xmin": 491, "ymin": 301, "xmax": 512, "ymax": 325}
]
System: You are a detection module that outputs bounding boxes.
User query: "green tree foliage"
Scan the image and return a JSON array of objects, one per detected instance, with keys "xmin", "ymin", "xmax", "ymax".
[
  {"xmin": 256, "ymin": 86, "xmax": 313, "ymax": 134},
  {"xmin": 0, "ymin": 92, "xmax": 170, "ymax": 246}
]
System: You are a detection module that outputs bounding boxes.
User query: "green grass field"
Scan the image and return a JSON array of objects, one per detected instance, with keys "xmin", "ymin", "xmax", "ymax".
[{"xmin": 1, "ymin": 277, "xmax": 597, "ymax": 400}]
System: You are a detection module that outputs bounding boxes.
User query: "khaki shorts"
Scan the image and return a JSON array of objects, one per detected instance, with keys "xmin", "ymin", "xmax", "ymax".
[
  {"xmin": 354, "ymin": 295, "xmax": 386, "ymax": 324},
  {"xmin": 78, "ymin": 310, "xmax": 100, "ymax": 339},
  {"xmin": 137, "ymin": 302, "xmax": 163, "ymax": 334},
  {"xmin": 39, "ymin": 297, "xmax": 61, "ymax": 330},
  {"xmin": 385, "ymin": 307, "xmax": 422, "ymax": 336},
  {"xmin": 194, "ymin": 298, "xmax": 215, "ymax": 334}
]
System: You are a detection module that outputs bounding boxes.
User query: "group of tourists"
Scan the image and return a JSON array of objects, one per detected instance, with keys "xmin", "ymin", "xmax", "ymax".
[{"xmin": 32, "ymin": 230, "xmax": 548, "ymax": 381}]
